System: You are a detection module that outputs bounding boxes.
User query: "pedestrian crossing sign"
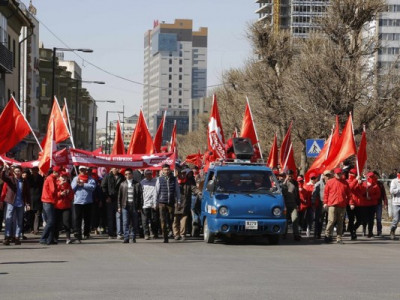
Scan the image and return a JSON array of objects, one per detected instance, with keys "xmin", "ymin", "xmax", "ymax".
[{"xmin": 306, "ymin": 139, "xmax": 325, "ymax": 158}]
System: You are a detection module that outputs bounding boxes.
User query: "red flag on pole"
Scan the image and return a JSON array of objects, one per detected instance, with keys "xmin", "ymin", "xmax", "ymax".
[
  {"xmin": 153, "ymin": 111, "xmax": 166, "ymax": 153},
  {"xmin": 267, "ymin": 133, "xmax": 278, "ymax": 169},
  {"xmin": 0, "ymin": 98, "xmax": 31, "ymax": 154},
  {"xmin": 207, "ymin": 94, "xmax": 226, "ymax": 161},
  {"xmin": 170, "ymin": 121, "xmax": 177, "ymax": 155},
  {"xmin": 240, "ymin": 101, "xmax": 257, "ymax": 145},
  {"xmin": 185, "ymin": 150, "xmax": 203, "ymax": 168},
  {"xmin": 111, "ymin": 120, "xmax": 125, "ymax": 155},
  {"xmin": 41, "ymin": 97, "xmax": 70, "ymax": 147},
  {"xmin": 39, "ymin": 119, "xmax": 56, "ymax": 175},
  {"xmin": 127, "ymin": 110, "xmax": 154, "ymax": 154},
  {"xmin": 322, "ymin": 114, "xmax": 357, "ymax": 171},
  {"xmin": 280, "ymin": 122, "xmax": 293, "ymax": 167},
  {"xmin": 62, "ymin": 104, "xmax": 68, "ymax": 126},
  {"xmin": 357, "ymin": 127, "xmax": 367, "ymax": 174}
]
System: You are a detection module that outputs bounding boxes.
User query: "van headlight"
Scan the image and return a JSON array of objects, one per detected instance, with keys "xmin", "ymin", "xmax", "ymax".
[
  {"xmin": 272, "ymin": 207, "xmax": 281, "ymax": 216},
  {"xmin": 219, "ymin": 206, "xmax": 229, "ymax": 216}
]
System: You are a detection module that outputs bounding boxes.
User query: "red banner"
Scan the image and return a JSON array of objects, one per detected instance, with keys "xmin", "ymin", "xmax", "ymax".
[{"xmin": 69, "ymin": 148, "xmax": 175, "ymax": 170}]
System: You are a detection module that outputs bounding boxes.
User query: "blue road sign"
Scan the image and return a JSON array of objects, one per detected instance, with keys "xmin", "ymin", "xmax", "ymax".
[{"xmin": 306, "ymin": 139, "xmax": 325, "ymax": 158}]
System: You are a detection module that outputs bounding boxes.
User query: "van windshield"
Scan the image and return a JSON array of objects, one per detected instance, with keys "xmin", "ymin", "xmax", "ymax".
[{"xmin": 214, "ymin": 170, "xmax": 280, "ymax": 194}]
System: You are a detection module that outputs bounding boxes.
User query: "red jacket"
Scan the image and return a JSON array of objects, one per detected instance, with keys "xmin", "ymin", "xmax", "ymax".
[
  {"xmin": 299, "ymin": 183, "xmax": 312, "ymax": 211},
  {"xmin": 55, "ymin": 182, "xmax": 74, "ymax": 210},
  {"xmin": 324, "ymin": 177, "xmax": 351, "ymax": 208},
  {"xmin": 41, "ymin": 174, "xmax": 58, "ymax": 204},
  {"xmin": 349, "ymin": 180, "xmax": 380, "ymax": 206}
]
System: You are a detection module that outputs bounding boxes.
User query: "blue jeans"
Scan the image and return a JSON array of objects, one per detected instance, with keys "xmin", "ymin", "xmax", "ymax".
[
  {"xmin": 5, "ymin": 203, "xmax": 24, "ymax": 238},
  {"xmin": 122, "ymin": 205, "xmax": 139, "ymax": 240},
  {"xmin": 41, "ymin": 203, "xmax": 55, "ymax": 244},
  {"xmin": 375, "ymin": 204, "xmax": 382, "ymax": 234},
  {"xmin": 391, "ymin": 205, "xmax": 400, "ymax": 230}
]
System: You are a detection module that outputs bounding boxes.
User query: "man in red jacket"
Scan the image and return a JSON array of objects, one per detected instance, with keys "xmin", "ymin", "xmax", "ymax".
[
  {"xmin": 323, "ymin": 168, "xmax": 351, "ymax": 244},
  {"xmin": 40, "ymin": 166, "xmax": 61, "ymax": 245}
]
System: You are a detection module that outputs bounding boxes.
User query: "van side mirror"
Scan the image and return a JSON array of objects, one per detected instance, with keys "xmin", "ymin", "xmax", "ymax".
[{"xmin": 206, "ymin": 180, "xmax": 215, "ymax": 193}]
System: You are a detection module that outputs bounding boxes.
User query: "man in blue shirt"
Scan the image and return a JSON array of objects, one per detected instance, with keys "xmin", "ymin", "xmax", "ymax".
[
  {"xmin": 1, "ymin": 164, "xmax": 30, "ymax": 245},
  {"xmin": 71, "ymin": 166, "xmax": 96, "ymax": 241}
]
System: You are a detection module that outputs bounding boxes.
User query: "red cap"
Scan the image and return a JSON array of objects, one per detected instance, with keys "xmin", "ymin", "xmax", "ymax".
[
  {"xmin": 273, "ymin": 170, "xmax": 279, "ymax": 175},
  {"xmin": 334, "ymin": 168, "xmax": 343, "ymax": 174},
  {"xmin": 53, "ymin": 166, "xmax": 62, "ymax": 172},
  {"xmin": 349, "ymin": 168, "xmax": 357, "ymax": 175},
  {"xmin": 297, "ymin": 176, "xmax": 304, "ymax": 182},
  {"xmin": 309, "ymin": 172, "xmax": 317, "ymax": 179},
  {"xmin": 367, "ymin": 172, "xmax": 375, "ymax": 177},
  {"xmin": 60, "ymin": 171, "xmax": 69, "ymax": 177}
]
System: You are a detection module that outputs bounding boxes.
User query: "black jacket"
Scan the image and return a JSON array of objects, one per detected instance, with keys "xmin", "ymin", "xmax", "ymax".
[
  {"xmin": 118, "ymin": 180, "xmax": 143, "ymax": 211},
  {"xmin": 101, "ymin": 172, "xmax": 125, "ymax": 201}
]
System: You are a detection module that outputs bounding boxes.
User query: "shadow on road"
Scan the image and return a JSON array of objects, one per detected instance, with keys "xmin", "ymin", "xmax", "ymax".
[
  {"xmin": 0, "ymin": 247, "xmax": 48, "ymax": 250},
  {"xmin": 0, "ymin": 260, "xmax": 67, "ymax": 265}
]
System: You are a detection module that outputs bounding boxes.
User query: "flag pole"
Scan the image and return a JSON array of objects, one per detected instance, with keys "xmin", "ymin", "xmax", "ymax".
[
  {"xmin": 63, "ymin": 98, "xmax": 78, "ymax": 175},
  {"xmin": 350, "ymin": 112, "xmax": 360, "ymax": 176},
  {"xmin": 11, "ymin": 95, "xmax": 43, "ymax": 152},
  {"xmin": 282, "ymin": 143, "xmax": 292, "ymax": 172},
  {"xmin": 246, "ymin": 96, "xmax": 264, "ymax": 161},
  {"xmin": 62, "ymin": 98, "xmax": 76, "ymax": 149}
]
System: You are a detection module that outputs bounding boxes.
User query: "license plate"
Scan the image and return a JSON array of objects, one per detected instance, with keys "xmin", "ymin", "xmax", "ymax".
[{"xmin": 245, "ymin": 221, "xmax": 258, "ymax": 230}]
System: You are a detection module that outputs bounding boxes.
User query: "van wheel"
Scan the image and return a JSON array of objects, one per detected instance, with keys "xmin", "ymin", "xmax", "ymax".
[
  {"xmin": 204, "ymin": 218, "xmax": 215, "ymax": 243},
  {"xmin": 268, "ymin": 235, "xmax": 280, "ymax": 245}
]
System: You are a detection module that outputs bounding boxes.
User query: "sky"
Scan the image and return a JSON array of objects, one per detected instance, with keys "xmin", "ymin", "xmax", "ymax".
[{"xmin": 24, "ymin": 0, "xmax": 257, "ymax": 129}]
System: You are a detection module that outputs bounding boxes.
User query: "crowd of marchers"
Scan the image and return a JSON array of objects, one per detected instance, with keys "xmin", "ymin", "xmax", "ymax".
[
  {"xmin": 1, "ymin": 161, "xmax": 400, "ymax": 246},
  {"xmin": 0, "ymin": 162, "xmax": 201, "ymax": 245},
  {"xmin": 276, "ymin": 166, "xmax": 400, "ymax": 244}
]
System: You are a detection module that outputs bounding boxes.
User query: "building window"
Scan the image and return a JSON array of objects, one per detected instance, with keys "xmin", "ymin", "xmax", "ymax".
[
  {"xmin": 169, "ymin": 67, "xmax": 172, "ymax": 72},
  {"xmin": 169, "ymin": 83, "xmax": 172, "ymax": 88},
  {"xmin": 179, "ymin": 105, "xmax": 182, "ymax": 108},
  {"xmin": 169, "ymin": 90, "xmax": 172, "ymax": 95},
  {"xmin": 179, "ymin": 75, "xmax": 182, "ymax": 80},
  {"xmin": 169, "ymin": 52, "xmax": 172, "ymax": 56},
  {"xmin": 179, "ymin": 51, "xmax": 182, "ymax": 57},
  {"xmin": 169, "ymin": 75, "xmax": 172, "ymax": 80},
  {"xmin": 168, "ymin": 98, "xmax": 172, "ymax": 103},
  {"xmin": 179, "ymin": 83, "xmax": 182, "ymax": 88},
  {"xmin": 179, "ymin": 90, "xmax": 182, "ymax": 96},
  {"xmin": 169, "ymin": 59, "xmax": 172, "ymax": 64},
  {"xmin": 179, "ymin": 98, "xmax": 182, "ymax": 103},
  {"xmin": 179, "ymin": 67, "xmax": 182, "ymax": 72}
]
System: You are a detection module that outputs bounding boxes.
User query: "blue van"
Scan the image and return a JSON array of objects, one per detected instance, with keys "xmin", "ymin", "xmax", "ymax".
[{"xmin": 200, "ymin": 162, "xmax": 286, "ymax": 244}]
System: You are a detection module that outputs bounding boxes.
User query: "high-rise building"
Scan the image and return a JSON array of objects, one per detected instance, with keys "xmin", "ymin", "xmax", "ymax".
[
  {"xmin": 255, "ymin": 0, "xmax": 328, "ymax": 38},
  {"xmin": 377, "ymin": 2, "xmax": 400, "ymax": 72},
  {"xmin": 143, "ymin": 19, "xmax": 207, "ymax": 140}
]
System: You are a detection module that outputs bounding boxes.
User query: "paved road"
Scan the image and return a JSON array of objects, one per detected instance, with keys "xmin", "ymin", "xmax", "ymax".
[{"xmin": 0, "ymin": 233, "xmax": 399, "ymax": 300}]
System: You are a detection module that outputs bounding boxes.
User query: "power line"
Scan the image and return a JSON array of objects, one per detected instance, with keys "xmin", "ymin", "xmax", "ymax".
[{"xmin": 38, "ymin": 17, "xmax": 224, "ymax": 91}]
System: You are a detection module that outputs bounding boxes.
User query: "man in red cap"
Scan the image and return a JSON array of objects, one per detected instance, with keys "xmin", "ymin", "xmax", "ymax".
[
  {"xmin": 346, "ymin": 168, "xmax": 359, "ymax": 240},
  {"xmin": 323, "ymin": 168, "xmax": 351, "ymax": 244},
  {"xmin": 303, "ymin": 173, "xmax": 317, "ymax": 237}
]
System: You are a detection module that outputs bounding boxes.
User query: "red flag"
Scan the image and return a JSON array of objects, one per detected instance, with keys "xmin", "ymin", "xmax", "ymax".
[
  {"xmin": 207, "ymin": 94, "xmax": 226, "ymax": 161},
  {"xmin": 305, "ymin": 116, "xmax": 341, "ymax": 180},
  {"xmin": 111, "ymin": 120, "xmax": 125, "ymax": 155},
  {"xmin": 153, "ymin": 111, "xmax": 166, "ymax": 153},
  {"xmin": 0, "ymin": 98, "xmax": 31, "ymax": 154},
  {"xmin": 267, "ymin": 133, "xmax": 278, "ymax": 169},
  {"xmin": 41, "ymin": 97, "xmax": 70, "ymax": 147},
  {"xmin": 323, "ymin": 114, "xmax": 357, "ymax": 171},
  {"xmin": 280, "ymin": 122, "xmax": 293, "ymax": 167},
  {"xmin": 127, "ymin": 110, "xmax": 153, "ymax": 154},
  {"xmin": 170, "ymin": 121, "xmax": 177, "ymax": 155},
  {"xmin": 185, "ymin": 150, "xmax": 203, "ymax": 168},
  {"xmin": 282, "ymin": 143, "xmax": 297, "ymax": 178},
  {"xmin": 357, "ymin": 128, "xmax": 367, "ymax": 174},
  {"xmin": 39, "ymin": 119, "xmax": 56, "ymax": 175},
  {"xmin": 92, "ymin": 147, "xmax": 103, "ymax": 155},
  {"xmin": 62, "ymin": 104, "xmax": 68, "ymax": 127},
  {"xmin": 240, "ymin": 101, "xmax": 257, "ymax": 145}
]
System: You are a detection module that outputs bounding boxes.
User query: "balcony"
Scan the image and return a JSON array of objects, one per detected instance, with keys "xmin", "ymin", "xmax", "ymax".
[{"xmin": 0, "ymin": 42, "xmax": 12, "ymax": 73}]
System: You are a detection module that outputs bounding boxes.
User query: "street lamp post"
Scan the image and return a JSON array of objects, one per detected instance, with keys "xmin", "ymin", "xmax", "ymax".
[
  {"xmin": 91, "ymin": 100, "xmax": 116, "ymax": 150},
  {"xmin": 106, "ymin": 110, "xmax": 123, "ymax": 154},
  {"xmin": 73, "ymin": 80, "xmax": 105, "ymax": 145},
  {"xmin": 51, "ymin": 47, "xmax": 93, "ymax": 104}
]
